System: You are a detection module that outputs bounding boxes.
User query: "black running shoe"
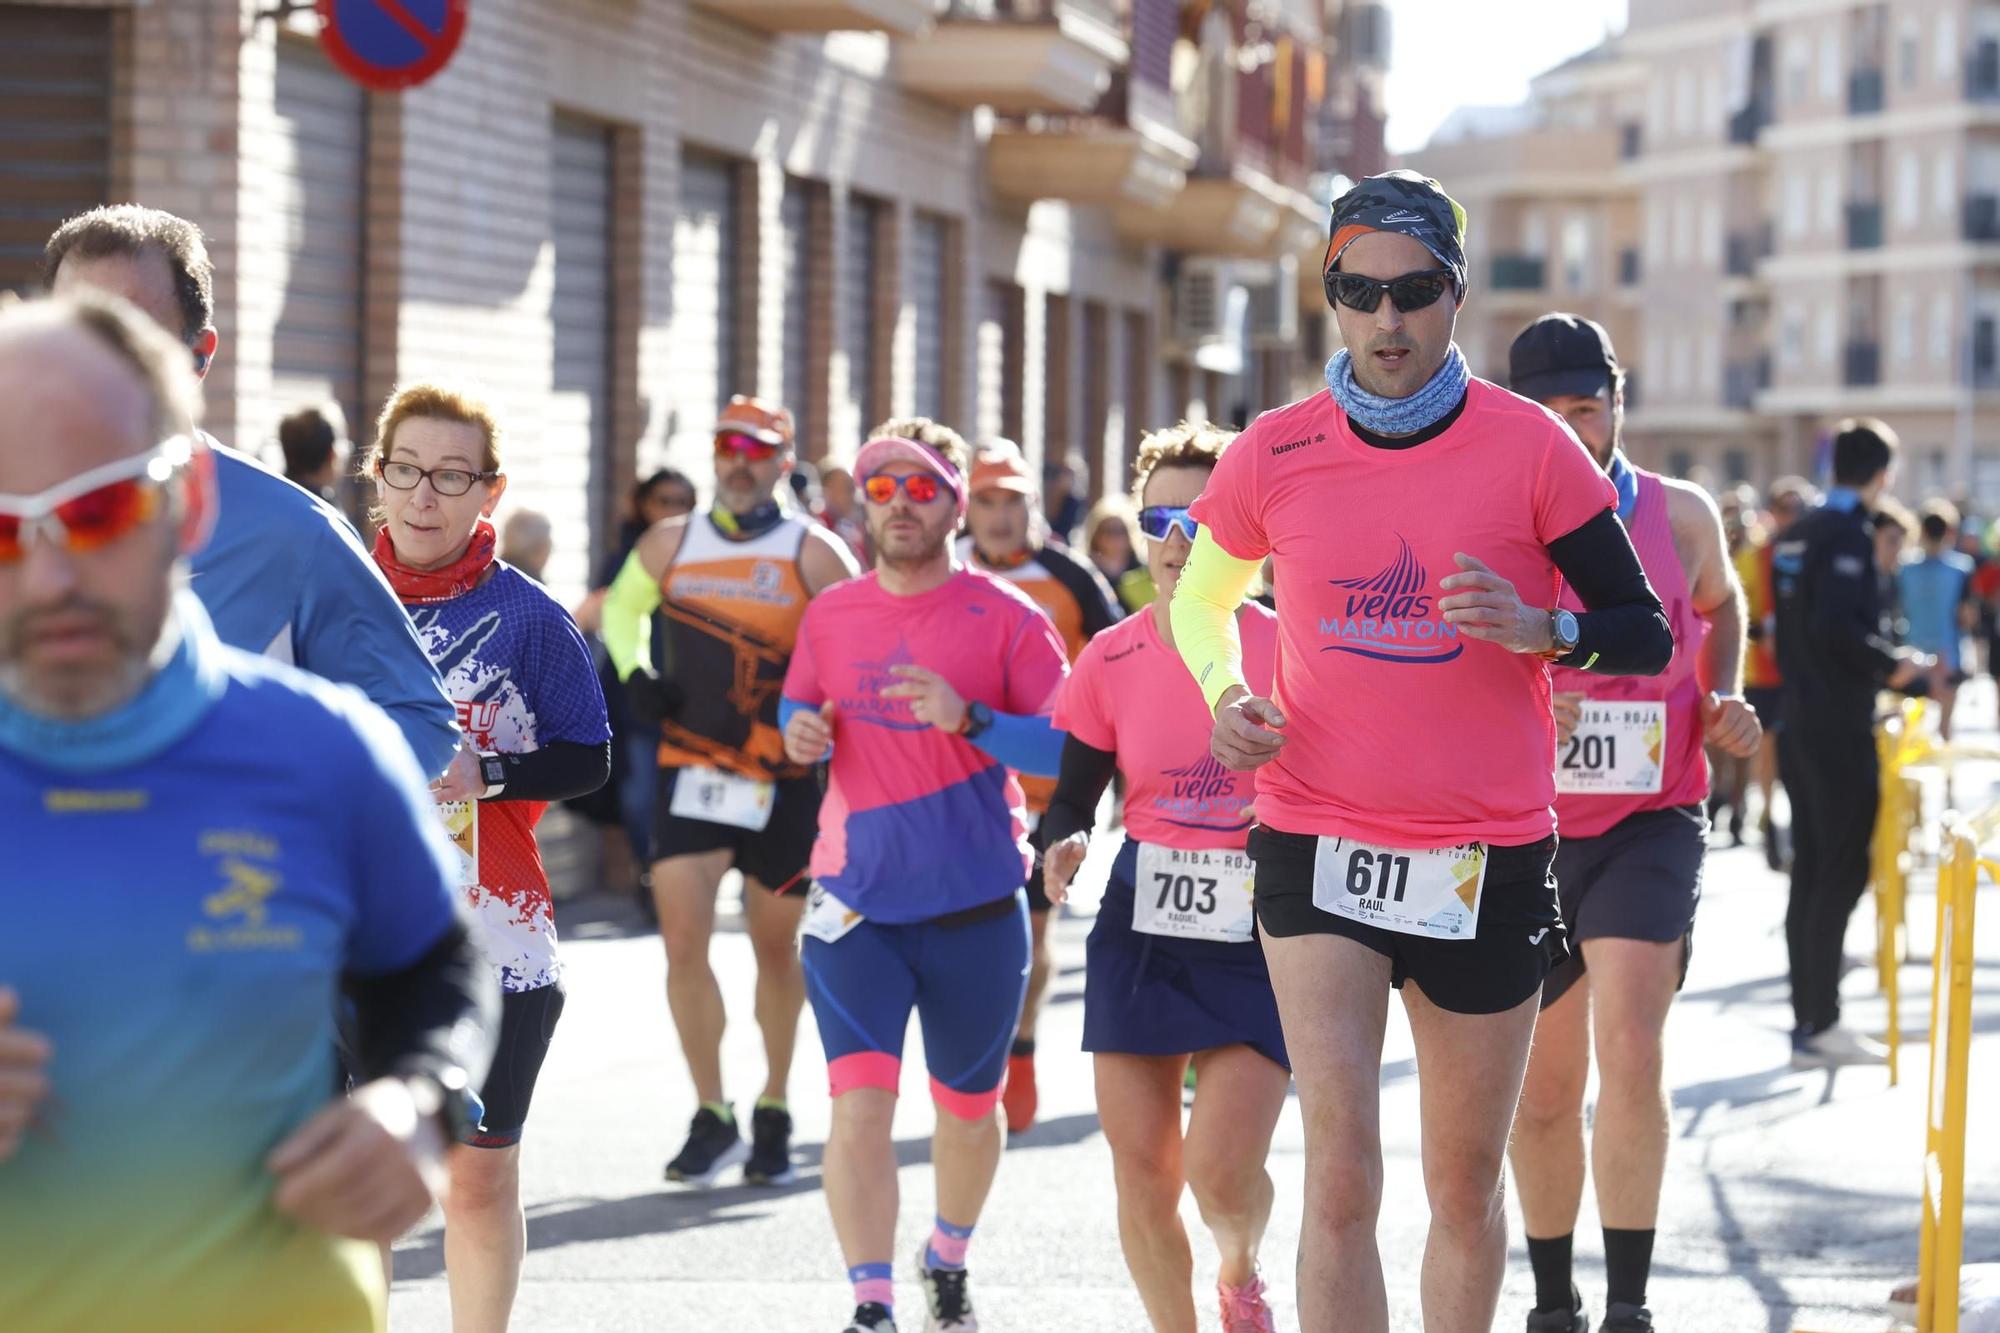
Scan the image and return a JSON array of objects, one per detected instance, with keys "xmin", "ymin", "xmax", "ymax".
[
  {"xmin": 843, "ymin": 1302, "xmax": 898, "ymax": 1333},
  {"xmin": 1599, "ymin": 1304, "xmax": 1654, "ymax": 1332},
  {"xmin": 663, "ymin": 1106, "xmax": 747, "ymax": 1187},
  {"xmin": 1525, "ymin": 1285, "xmax": 1588, "ymax": 1333},
  {"xmin": 915, "ymin": 1244, "xmax": 978, "ymax": 1331},
  {"xmin": 745, "ymin": 1102, "xmax": 797, "ymax": 1185}
]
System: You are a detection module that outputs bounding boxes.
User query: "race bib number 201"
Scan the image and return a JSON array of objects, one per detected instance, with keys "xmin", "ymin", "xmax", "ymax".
[
  {"xmin": 1556, "ymin": 701, "xmax": 1665, "ymax": 795},
  {"xmin": 1310, "ymin": 837, "xmax": 1486, "ymax": 939}
]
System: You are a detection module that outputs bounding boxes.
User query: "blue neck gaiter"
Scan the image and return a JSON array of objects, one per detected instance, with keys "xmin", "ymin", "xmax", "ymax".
[
  {"xmin": 1326, "ymin": 343, "xmax": 1471, "ymax": 437},
  {"xmin": 0, "ymin": 592, "xmax": 229, "ymax": 774},
  {"xmin": 1608, "ymin": 450, "xmax": 1639, "ymax": 522}
]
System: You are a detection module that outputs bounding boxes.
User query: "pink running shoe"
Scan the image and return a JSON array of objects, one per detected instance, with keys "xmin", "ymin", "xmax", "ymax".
[{"xmin": 1219, "ymin": 1274, "xmax": 1277, "ymax": 1332}]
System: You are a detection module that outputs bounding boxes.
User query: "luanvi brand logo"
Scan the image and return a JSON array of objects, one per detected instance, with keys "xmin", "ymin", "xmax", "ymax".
[
  {"xmin": 1319, "ymin": 536, "xmax": 1463, "ymax": 664},
  {"xmin": 1270, "ymin": 432, "xmax": 1327, "ymax": 457},
  {"xmin": 1104, "ymin": 641, "xmax": 1146, "ymax": 662}
]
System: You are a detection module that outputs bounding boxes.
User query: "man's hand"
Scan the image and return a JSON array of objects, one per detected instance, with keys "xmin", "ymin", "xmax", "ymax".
[
  {"xmin": 622, "ymin": 670, "xmax": 677, "ymax": 730},
  {"xmin": 1211, "ymin": 685, "xmax": 1288, "ymax": 771},
  {"xmin": 431, "ymin": 743, "xmax": 486, "ymax": 804},
  {"xmin": 1701, "ymin": 691, "xmax": 1762, "ymax": 758},
  {"xmin": 1042, "ymin": 832, "xmax": 1089, "ymax": 907},
  {"xmin": 880, "ymin": 665, "xmax": 968, "ymax": 734},
  {"xmin": 0, "ymin": 988, "xmax": 51, "ymax": 1164},
  {"xmin": 1552, "ymin": 691, "xmax": 1585, "ymax": 745},
  {"xmin": 785, "ymin": 700, "xmax": 837, "ymax": 766},
  {"xmin": 1439, "ymin": 554, "xmax": 1555, "ymax": 654},
  {"xmin": 268, "ymin": 1077, "xmax": 448, "ymax": 1244}
]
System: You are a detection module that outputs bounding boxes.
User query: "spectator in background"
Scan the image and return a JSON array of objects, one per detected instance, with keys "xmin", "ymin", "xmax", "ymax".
[
  {"xmin": 1084, "ymin": 495, "xmax": 1150, "ymax": 612},
  {"xmin": 1970, "ymin": 519, "xmax": 2000, "ymax": 706},
  {"xmin": 500, "ymin": 508, "xmax": 555, "ymax": 584},
  {"xmin": 1742, "ymin": 476, "xmax": 1813, "ymax": 872},
  {"xmin": 788, "ymin": 458, "xmax": 822, "ymax": 517},
  {"xmin": 1873, "ymin": 499, "xmax": 1913, "ymax": 644},
  {"xmin": 277, "ymin": 402, "xmax": 349, "ymax": 507},
  {"xmin": 1899, "ymin": 500, "xmax": 1976, "ymax": 739},
  {"xmin": 1709, "ymin": 492, "xmax": 1763, "ymax": 843},
  {"xmin": 573, "ymin": 468, "xmax": 699, "ymax": 902},
  {"xmin": 1044, "ymin": 452, "xmax": 1086, "ymax": 546},
  {"xmin": 818, "ymin": 463, "xmax": 869, "ymax": 565}
]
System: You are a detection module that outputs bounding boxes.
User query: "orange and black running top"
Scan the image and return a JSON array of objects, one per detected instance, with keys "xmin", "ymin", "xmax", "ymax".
[{"xmin": 658, "ymin": 511, "xmax": 815, "ymax": 780}]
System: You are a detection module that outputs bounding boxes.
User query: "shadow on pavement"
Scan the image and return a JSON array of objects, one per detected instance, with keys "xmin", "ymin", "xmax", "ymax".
[{"xmin": 394, "ymin": 1114, "xmax": 1110, "ymax": 1279}]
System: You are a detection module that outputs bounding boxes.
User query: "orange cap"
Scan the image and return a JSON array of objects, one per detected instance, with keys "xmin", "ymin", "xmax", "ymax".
[
  {"xmin": 715, "ymin": 395, "xmax": 795, "ymax": 448},
  {"xmin": 968, "ymin": 443, "xmax": 1036, "ymax": 496}
]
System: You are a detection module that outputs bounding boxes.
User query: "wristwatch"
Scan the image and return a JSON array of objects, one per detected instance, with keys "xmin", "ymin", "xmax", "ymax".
[
  {"xmin": 405, "ymin": 1064, "xmax": 480, "ymax": 1143},
  {"xmin": 959, "ymin": 701, "xmax": 995, "ymax": 740},
  {"xmin": 478, "ymin": 752, "xmax": 507, "ymax": 798},
  {"xmin": 1544, "ymin": 609, "xmax": 1581, "ymax": 660}
]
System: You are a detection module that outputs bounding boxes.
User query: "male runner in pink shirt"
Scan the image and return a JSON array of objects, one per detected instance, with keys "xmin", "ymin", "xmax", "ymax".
[
  {"xmin": 1172, "ymin": 171, "xmax": 1674, "ymax": 1333},
  {"xmin": 781, "ymin": 418, "xmax": 1069, "ymax": 1333},
  {"xmin": 1506, "ymin": 314, "xmax": 1758, "ymax": 1333}
]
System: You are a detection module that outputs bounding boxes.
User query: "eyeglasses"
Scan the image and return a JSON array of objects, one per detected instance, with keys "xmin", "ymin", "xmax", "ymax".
[
  {"xmin": 1138, "ymin": 505, "xmax": 1200, "ymax": 542},
  {"xmin": 0, "ymin": 438, "xmax": 188, "ymax": 563},
  {"xmin": 1324, "ymin": 268, "xmax": 1457, "ymax": 315},
  {"xmin": 378, "ymin": 460, "xmax": 499, "ymax": 497},
  {"xmin": 861, "ymin": 472, "xmax": 946, "ymax": 505},
  {"xmin": 715, "ymin": 431, "xmax": 783, "ymax": 462}
]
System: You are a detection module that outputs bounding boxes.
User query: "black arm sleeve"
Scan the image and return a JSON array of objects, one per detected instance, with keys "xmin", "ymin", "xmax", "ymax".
[
  {"xmin": 1039, "ymin": 734, "xmax": 1119, "ymax": 848},
  {"xmin": 1811, "ymin": 526, "xmax": 1903, "ymax": 682},
  {"xmin": 1546, "ymin": 509, "xmax": 1675, "ymax": 676},
  {"xmin": 482, "ymin": 740, "xmax": 612, "ymax": 803},
  {"xmin": 342, "ymin": 919, "xmax": 499, "ymax": 1093}
]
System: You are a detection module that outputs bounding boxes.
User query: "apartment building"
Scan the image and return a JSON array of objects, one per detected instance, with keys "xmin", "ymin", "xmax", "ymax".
[
  {"xmin": 1408, "ymin": 0, "xmax": 2000, "ymax": 506},
  {"xmin": 0, "ymin": 0, "xmax": 1372, "ymax": 607}
]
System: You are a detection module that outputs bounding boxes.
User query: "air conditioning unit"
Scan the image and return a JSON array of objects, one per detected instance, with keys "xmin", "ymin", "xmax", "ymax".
[
  {"xmin": 1245, "ymin": 255, "xmax": 1300, "ymax": 346},
  {"xmin": 1171, "ymin": 258, "xmax": 1233, "ymax": 349}
]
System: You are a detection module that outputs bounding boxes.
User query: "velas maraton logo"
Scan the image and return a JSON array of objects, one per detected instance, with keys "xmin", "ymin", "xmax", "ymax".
[{"xmin": 1319, "ymin": 536, "xmax": 1463, "ymax": 665}]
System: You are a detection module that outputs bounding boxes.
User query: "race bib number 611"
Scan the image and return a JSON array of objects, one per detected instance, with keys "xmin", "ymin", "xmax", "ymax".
[{"xmin": 1310, "ymin": 837, "xmax": 1487, "ymax": 939}]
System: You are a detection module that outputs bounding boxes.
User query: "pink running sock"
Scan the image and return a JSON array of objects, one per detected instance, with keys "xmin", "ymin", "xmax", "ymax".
[{"xmin": 925, "ymin": 1216, "xmax": 974, "ymax": 1270}]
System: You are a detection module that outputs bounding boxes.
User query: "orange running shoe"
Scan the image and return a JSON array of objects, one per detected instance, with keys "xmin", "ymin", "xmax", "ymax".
[{"xmin": 1000, "ymin": 1047, "xmax": 1037, "ymax": 1132}]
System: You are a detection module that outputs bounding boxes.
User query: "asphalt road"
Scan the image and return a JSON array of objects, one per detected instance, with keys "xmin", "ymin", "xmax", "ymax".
[{"xmin": 391, "ymin": 727, "xmax": 2000, "ymax": 1332}]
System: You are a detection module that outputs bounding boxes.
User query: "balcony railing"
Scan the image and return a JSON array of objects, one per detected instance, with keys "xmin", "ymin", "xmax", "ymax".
[
  {"xmin": 1966, "ymin": 194, "xmax": 2000, "ymax": 241},
  {"xmin": 1844, "ymin": 340, "xmax": 1881, "ymax": 386},
  {"xmin": 1619, "ymin": 247, "xmax": 1641, "ymax": 286},
  {"xmin": 1724, "ymin": 355, "xmax": 1771, "ymax": 409},
  {"xmin": 1727, "ymin": 101, "xmax": 1769, "ymax": 145},
  {"xmin": 1848, "ymin": 67, "xmax": 1885, "ymax": 114},
  {"xmin": 1846, "ymin": 201, "xmax": 1884, "ymax": 250},
  {"xmin": 1490, "ymin": 254, "xmax": 1547, "ymax": 291}
]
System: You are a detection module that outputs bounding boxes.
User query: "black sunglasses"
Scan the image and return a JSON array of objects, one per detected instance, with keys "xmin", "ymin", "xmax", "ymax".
[{"xmin": 1324, "ymin": 268, "xmax": 1457, "ymax": 315}]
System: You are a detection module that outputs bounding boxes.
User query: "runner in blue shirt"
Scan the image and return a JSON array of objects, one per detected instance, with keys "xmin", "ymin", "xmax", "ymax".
[
  {"xmin": 42, "ymin": 205, "xmax": 462, "ymax": 780},
  {"xmin": 1898, "ymin": 501, "xmax": 1975, "ymax": 738},
  {"xmin": 0, "ymin": 294, "xmax": 496, "ymax": 1332}
]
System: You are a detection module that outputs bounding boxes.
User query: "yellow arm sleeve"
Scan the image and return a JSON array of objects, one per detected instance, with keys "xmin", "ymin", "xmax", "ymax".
[
  {"xmin": 601, "ymin": 549, "xmax": 663, "ymax": 681},
  {"xmin": 1170, "ymin": 527, "xmax": 1263, "ymax": 714}
]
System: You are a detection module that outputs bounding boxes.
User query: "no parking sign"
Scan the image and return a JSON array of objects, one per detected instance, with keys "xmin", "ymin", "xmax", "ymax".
[{"xmin": 316, "ymin": 0, "xmax": 469, "ymax": 92}]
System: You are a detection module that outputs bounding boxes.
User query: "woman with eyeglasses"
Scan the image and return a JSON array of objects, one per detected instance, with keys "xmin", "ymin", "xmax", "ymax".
[
  {"xmin": 368, "ymin": 380, "xmax": 611, "ymax": 1333},
  {"xmin": 1040, "ymin": 422, "xmax": 1288, "ymax": 1333}
]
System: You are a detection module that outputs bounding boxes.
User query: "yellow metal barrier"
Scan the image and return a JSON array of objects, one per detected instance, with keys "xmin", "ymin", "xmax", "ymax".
[
  {"xmin": 1875, "ymin": 703, "xmax": 1933, "ymax": 1086},
  {"xmin": 1915, "ymin": 815, "xmax": 1993, "ymax": 1333}
]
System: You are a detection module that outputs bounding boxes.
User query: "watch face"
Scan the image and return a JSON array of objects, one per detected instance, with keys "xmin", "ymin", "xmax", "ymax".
[{"xmin": 1556, "ymin": 610, "xmax": 1580, "ymax": 646}]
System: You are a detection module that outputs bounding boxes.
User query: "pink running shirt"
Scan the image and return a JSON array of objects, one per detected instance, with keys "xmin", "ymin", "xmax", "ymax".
[
  {"xmin": 1054, "ymin": 604, "xmax": 1278, "ymax": 851},
  {"xmin": 782, "ymin": 568, "xmax": 1069, "ymax": 923},
  {"xmin": 1188, "ymin": 380, "xmax": 1617, "ymax": 849},
  {"xmin": 1552, "ymin": 467, "xmax": 1711, "ymax": 838}
]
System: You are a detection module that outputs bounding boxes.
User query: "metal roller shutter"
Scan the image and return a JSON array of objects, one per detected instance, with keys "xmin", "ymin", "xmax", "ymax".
[
  {"xmin": 911, "ymin": 211, "xmax": 946, "ymax": 420},
  {"xmin": 842, "ymin": 193, "xmax": 883, "ymax": 442},
  {"xmin": 674, "ymin": 151, "xmax": 739, "ymax": 454},
  {"xmin": 781, "ymin": 180, "xmax": 811, "ymax": 447},
  {"xmin": 269, "ymin": 39, "xmax": 365, "ymax": 473},
  {"xmin": 550, "ymin": 113, "xmax": 613, "ymax": 596},
  {"xmin": 0, "ymin": 7, "xmax": 110, "ymax": 293}
]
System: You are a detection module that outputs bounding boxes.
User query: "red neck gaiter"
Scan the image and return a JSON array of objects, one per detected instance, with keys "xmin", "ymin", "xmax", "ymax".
[{"xmin": 373, "ymin": 519, "xmax": 498, "ymax": 604}]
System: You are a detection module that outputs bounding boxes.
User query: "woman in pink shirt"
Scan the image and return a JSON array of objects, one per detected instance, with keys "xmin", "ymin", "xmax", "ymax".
[{"xmin": 1042, "ymin": 423, "xmax": 1288, "ymax": 1333}]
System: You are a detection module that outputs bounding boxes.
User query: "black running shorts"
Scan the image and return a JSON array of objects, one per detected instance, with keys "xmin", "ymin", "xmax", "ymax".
[
  {"xmin": 1247, "ymin": 825, "xmax": 1565, "ymax": 1015},
  {"xmin": 469, "ymin": 981, "xmax": 566, "ymax": 1149},
  {"xmin": 652, "ymin": 768, "xmax": 821, "ymax": 893},
  {"xmin": 1540, "ymin": 804, "xmax": 1705, "ymax": 1009}
]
